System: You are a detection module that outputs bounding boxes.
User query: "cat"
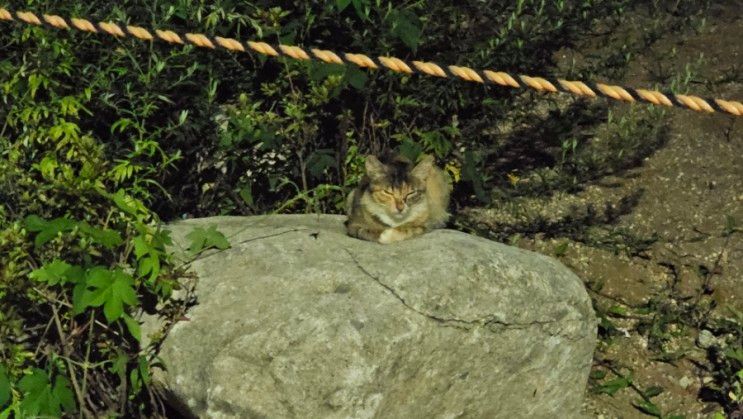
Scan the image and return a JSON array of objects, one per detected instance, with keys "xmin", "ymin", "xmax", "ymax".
[{"xmin": 345, "ymin": 153, "xmax": 452, "ymax": 244}]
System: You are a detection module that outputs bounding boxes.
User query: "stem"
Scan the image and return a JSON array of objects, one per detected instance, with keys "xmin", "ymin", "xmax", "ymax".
[
  {"xmin": 33, "ymin": 287, "xmax": 122, "ymax": 338},
  {"xmin": 297, "ymin": 151, "xmax": 309, "ymax": 213},
  {"xmin": 80, "ymin": 312, "xmax": 95, "ymax": 412},
  {"xmin": 228, "ymin": 187, "xmax": 252, "ymax": 215},
  {"xmin": 51, "ymin": 304, "xmax": 90, "ymax": 418},
  {"xmin": 34, "ymin": 317, "xmax": 56, "ymax": 357}
]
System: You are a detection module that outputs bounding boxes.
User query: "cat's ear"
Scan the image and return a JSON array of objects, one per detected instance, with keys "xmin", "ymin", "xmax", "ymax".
[
  {"xmin": 365, "ymin": 155, "xmax": 386, "ymax": 179},
  {"xmin": 411, "ymin": 154, "xmax": 434, "ymax": 180}
]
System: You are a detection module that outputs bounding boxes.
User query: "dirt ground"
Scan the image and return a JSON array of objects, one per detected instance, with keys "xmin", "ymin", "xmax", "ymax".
[
  {"xmin": 462, "ymin": 2, "xmax": 742, "ymax": 417},
  {"xmin": 564, "ymin": 5, "xmax": 742, "ymax": 418}
]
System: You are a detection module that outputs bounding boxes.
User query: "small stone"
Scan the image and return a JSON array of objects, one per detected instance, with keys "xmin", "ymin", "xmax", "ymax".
[
  {"xmin": 697, "ymin": 329, "xmax": 717, "ymax": 349},
  {"xmin": 679, "ymin": 376, "xmax": 693, "ymax": 389}
]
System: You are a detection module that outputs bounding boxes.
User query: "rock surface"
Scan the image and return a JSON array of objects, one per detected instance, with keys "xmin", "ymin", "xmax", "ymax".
[{"xmin": 145, "ymin": 214, "xmax": 596, "ymax": 418}]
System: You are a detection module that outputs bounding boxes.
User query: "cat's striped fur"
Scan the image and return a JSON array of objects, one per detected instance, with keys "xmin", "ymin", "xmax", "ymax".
[{"xmin": 345, "ymin": 154, "xmax": 451, "ymax": 244}]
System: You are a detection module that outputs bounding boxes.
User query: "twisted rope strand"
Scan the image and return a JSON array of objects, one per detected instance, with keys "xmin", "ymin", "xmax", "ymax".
[{"xmin": 1, "ymin": 8, "xmax": 740, "ymax": 116}]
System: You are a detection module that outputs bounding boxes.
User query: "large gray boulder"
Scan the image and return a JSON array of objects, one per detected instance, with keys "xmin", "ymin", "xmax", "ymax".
[{"xmin": 147, "ymin": 214, "xmax": 596, "ymax": 418}]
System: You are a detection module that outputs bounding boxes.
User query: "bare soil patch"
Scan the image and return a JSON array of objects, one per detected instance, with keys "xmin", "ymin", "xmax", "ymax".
[{"xmin": 460, "ymin": 2, "xmax": 742, "ymax": 417}]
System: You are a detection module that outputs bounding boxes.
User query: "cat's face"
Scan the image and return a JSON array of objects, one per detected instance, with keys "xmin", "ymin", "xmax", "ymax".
[
  {"xmin": 363, "ymin": 155, "xmax": 432, "ymax": 223},
  {"xmin": 369, "ymin": 182, "xmax": 423, "ymax": 220}
]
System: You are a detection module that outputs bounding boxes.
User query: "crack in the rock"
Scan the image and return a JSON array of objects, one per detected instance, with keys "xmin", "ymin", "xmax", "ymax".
[
  {"xmin": 343, "ymin": 248, "xmax": 471, "ymax": 330},
  {"xmin": 343, "ymin": 248, "xmax": 564, "ymax": 331},
  {"xmin": 234, "ymin": 228, "xmax": 310, "ymax": 246}
]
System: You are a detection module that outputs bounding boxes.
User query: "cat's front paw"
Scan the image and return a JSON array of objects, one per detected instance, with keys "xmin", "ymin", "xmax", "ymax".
[{"xmin": 378, "ymin": 228, "xmax": 405, "ymax": 244}]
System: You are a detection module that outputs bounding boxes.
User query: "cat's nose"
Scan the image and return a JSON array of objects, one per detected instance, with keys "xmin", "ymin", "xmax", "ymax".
[{"xmin": 395, "ymin": 201, "xmax": 405, "ymax": 212}]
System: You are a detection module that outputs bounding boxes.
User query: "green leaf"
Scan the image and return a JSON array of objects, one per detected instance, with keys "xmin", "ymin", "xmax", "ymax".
[
  {"xmin": 17, "ymin": 369, "xmax": 74, "ymax": 417},
  {"xmin": 37, "ymin": 155, "xmax": 58, "ymax": 179},
  {"xmin": 239, "ymin": 185, "xmax": 254, "ymax": 206},
  {"xmin": 129, "ymin": 368, "xmax": 141, "ymax": 394},
  {"xmin": 345, "ymin": 65, "xmax": 368, "ymax": 90},
  {"xmin": 30, "ymin": 260, "xmax": 83, "ymax": 286},
  {"xmin": 52, "ymin": 376, "xmax": 75, "ymax": 413},
  {"xmin": 144, "ymin": 256, "xmax": 161, "ymax": 280},
  {"xmin": 29, "ymin": 260, "xmax": 72, "ymax": 285},
  {"xmin": 634, "ymin": 306, "xmax": 654, "ymax": 315},
  {"xmin": 23, "ymin": 215, "xmax": 48, "ymax": 232},
  {"xmin": 336, "ymin": 0, "xmax": 352, "ymax": 11},
  {"xmin": 129, "ymin": 356, "xmax": 151, "ymax": 394},
  {"xmin": 28, "ymin": 73, "xmax": 44, "ymax": 98},
  {"xmin": 45, "ymin": 218, "xmax": 76, "ymax": 235},
  {"xmin": 109, "ymin": 352, "xmax": 128, "ymax": 380},
  {"xmin": 136, "ymin": 256, "xmax": 157, "ymax": 280},
  {"xmin": 596, "ymin": 376, "xmax": 631, "ymax": 396},
  {"xmin": 18, "ymin": 370, "xmax": 46, "ymax": 395},
  {"xmin": 66, "ymin": 265, "xmax": 85, "ymax": 283},
  {"xmin": 351, "ymin": 0, "xmax": 369, "ymax": 19},
  {"xmin": 132, "ymin": 234, "xmax": 163, "ymax": 281},
  {"xmin": 391, "ymin": 9, "xmax": 422, "ymax": 50},
  {"xmin": 72, "ymin": 282, "xmax": 87, "ymax": 315},
  {"xmin": 398, "ymin": 138, "xmax": 423, "ymax": 161},
  {"xmin": 178, "ymin": 110, "xmax": 189, "ymax": 125},
  {"xmin": 78, "ymin": 222, "xmax": 123, "ymax": 249},
  {"xmin": 724, "ymin": 347, "xmax": 743, "ymax": 362},
  {"xmin": 138, "ymin": 356, "xmax": 151, "ymax": 386},
  {"xmin": 642, "ymin": 385, "xmax": 664, "ymax": 398},
  {"xmin": 462, "ymin": 150, "xmax": 488, "ymax": 203},
  {"xmin": 417, "ymin": 130, "xmax": 452, "ymax": 157},
  {"xmin": 553, "ymin": 241, "xmax": 569, "ymax": 257},
  {"xmin": 0, "ymin": 366, "xmax": 10, "ymax": 407},
  {"xmin": 204, "ymin": 226, "xmax": 231, "ymax": 250},
  {"xmin": 24, "ymin": 215, "xmax": 76, "ymax": 247},
  {"xmin": 589, "ymin": 370, "xmax": 606, "ymax": 380},
  {"xmin": 186, "ymin": 225, "xmax": 231, "ymax": 255},
  {"xmin": 608, "ymin": 305, "xmax": 628, "ymax": 316},
  {"xmin": 78, "ymin": 268, "xmax": 139, "ymax": 323},
  {"xmin": 102, "ymin": 295, "xmax": 123, "ymax": 323},
  {"xmin": 18, "ymin": 369, "xmax": 49, "ymax": 416},
  {"xmin": 308, "ymin": 62, "xmax": 345, "ymax": 83},
  {"xmin": 154, "ymin": 228, "xmax": 173, "ymax": 247},
  {"xmin": 632, "ymin": 399, "xmax": 662, "ymax": 417},
  {"xmin": 132, "ymin": 235, "xmax": 152, "ymax": 259},
  {"xmin": 123, "ymin": 314, "xmax": 142, "ymax": 342},
  {"xmin": 106, "ymin": 270, "xmax": 139, "ymax": 323},
  {"xmin": 110, "ymin": 190, "xmax": 140, "ymax": 216},
  {"xmin": 114, "ymin": 271, "xmax": 139, "ymax": 307},
  {"xmin": 306, "ymin": 149, "xmax": 337, "ymax": 178},
  {"xmin": 111, "ymin": 117, "xmax": 134, "ymax": 134},
  {"xmin": 82, "ymin": 267, "xmax": 114, "ymax": 308}
]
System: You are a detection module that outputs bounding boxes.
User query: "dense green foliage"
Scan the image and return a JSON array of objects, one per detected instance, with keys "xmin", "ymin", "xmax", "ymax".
[{"xmin": 1, "ymin": 0, "xmax": 737, "ymax": 417}]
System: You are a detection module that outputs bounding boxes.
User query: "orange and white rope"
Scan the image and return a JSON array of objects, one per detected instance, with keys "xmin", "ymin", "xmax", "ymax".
[{"xmin": 1, "ymin": 8, "xmax": 741, "ymax": 116}]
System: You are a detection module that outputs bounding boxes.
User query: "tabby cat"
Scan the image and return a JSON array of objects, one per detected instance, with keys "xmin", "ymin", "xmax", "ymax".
[{"xmin": 345, "ymin": 153, "xmax": 452, "ymax": 244}]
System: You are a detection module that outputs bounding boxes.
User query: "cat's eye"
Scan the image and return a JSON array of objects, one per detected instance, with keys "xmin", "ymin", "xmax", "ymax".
[
  {"xmin": 406, "ymin": 191, "xmax": 419, "ymax": 198},
  {"xmin": 380, "ymin": 189, "xmax": 393, "ymax": 196}
]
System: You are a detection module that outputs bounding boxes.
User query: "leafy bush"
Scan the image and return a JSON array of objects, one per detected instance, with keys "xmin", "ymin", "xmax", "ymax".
[{"xmin": 0, "ymin": 0, "xmax": 710, "ymax": 416}]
